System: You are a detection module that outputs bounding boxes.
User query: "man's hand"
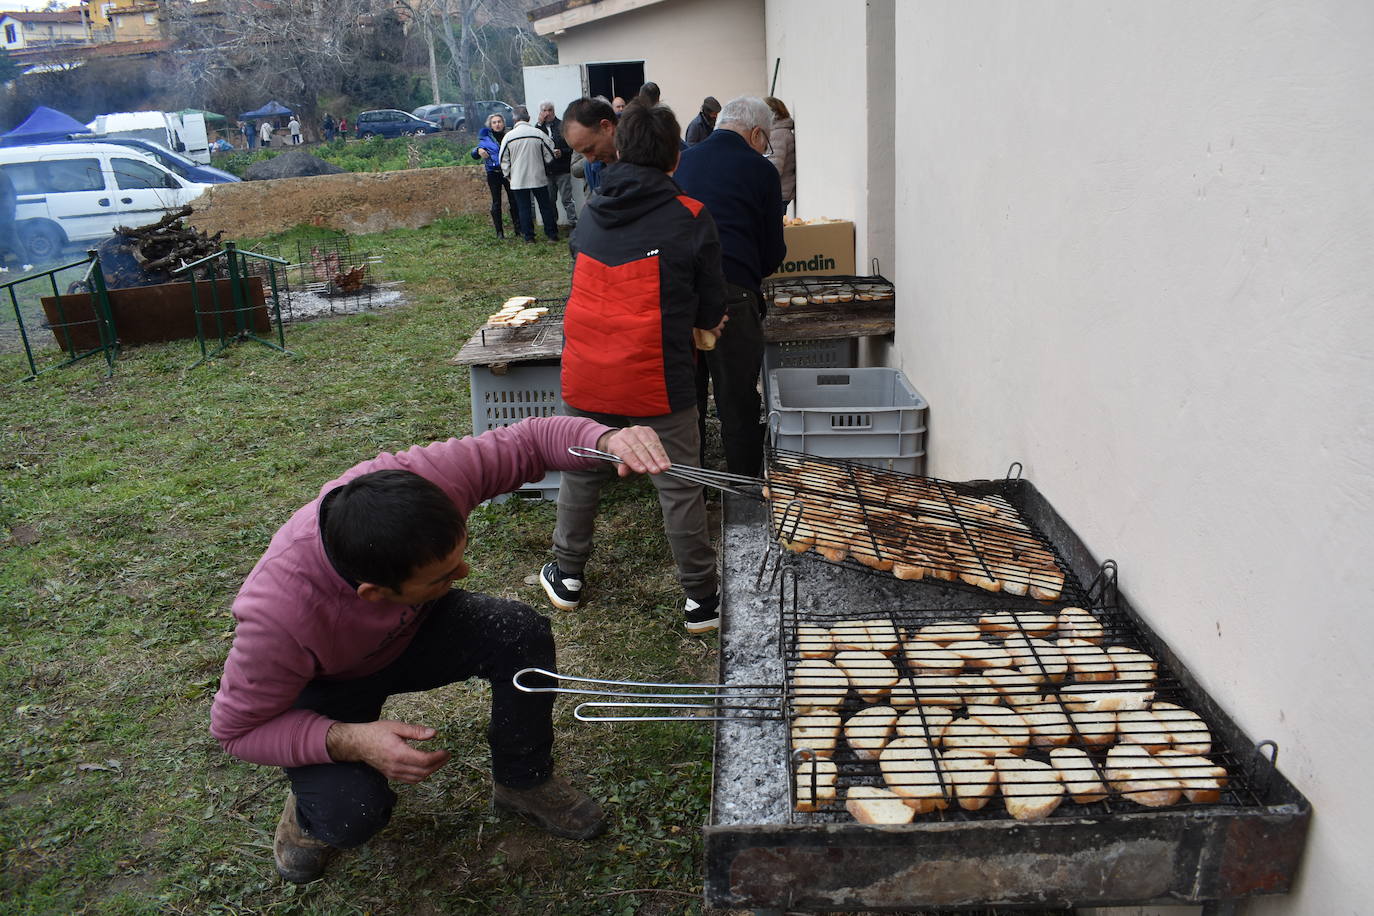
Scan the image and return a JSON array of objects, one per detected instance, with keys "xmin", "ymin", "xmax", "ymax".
[
  {"xmin": 710, "ymin": 312, "xmax": 729, "ymax": 337},
  {"xmin": 478, "ymin": 148, "xmax": 490, "ymax": 159},
  {"xmin": 597, "ymin": 426, "xmax": 671, "ymax": 477},
  {"xmin": 326, "ymin": 720, "xmax": 450, "ymax": 784}
]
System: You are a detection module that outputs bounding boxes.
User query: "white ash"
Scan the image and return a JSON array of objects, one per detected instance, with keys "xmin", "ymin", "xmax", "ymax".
[{"xmin": 278, "ymin": 286, "xmax": 405, "ymax": 322}]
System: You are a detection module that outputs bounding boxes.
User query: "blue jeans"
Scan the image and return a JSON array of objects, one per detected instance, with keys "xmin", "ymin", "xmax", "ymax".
[{"xmin": 512, "ymin": 185, "xmax": 559, "ymax": 241}]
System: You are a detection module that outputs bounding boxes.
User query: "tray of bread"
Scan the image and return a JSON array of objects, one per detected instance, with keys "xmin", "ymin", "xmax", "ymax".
[
  {"xmin": 784, "ymin": 606, "xmax": 1247, "ymax": 825},
  {"xmin": 764, "ymin": 451, "xmax": 1078, "ymax": 603},
  {"xmin": 484, "ymin": 295, "xmax": 564, "ymax": 329},
  {"xmin": 763, "ymin": 274, "xmax": 894, "ymax": 310}
]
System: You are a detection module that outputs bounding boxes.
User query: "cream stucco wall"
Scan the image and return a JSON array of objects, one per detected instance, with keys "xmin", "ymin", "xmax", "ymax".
[
  {"xmin": 893, "ymin": 2, "xmax": 1372, "ymax": 913},
  {"xmin": 550, "ymin": 0, "xmax": 765, "ymax": 127},
  {"xmin": 764, "ymin": 0, "xmax": 895, "ymax": 273}
]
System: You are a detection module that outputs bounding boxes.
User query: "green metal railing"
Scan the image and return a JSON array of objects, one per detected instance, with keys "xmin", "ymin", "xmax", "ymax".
[
  {"xmin": 3, "ymin": 250, "xmax": 117, "ymax": 380},
  {"xmin": 173, "ymin": 241, "xmax": 293, "ymax": 368}
]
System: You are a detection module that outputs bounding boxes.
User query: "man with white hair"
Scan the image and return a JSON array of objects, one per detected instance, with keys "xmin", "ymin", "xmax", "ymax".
[
  {"xmin": 673, "ymin": 96, "xmax": 787, "ymax": 477},
  {"xmin": 536, "ymin": 100, "xmax": 577, "ymax": 231}
]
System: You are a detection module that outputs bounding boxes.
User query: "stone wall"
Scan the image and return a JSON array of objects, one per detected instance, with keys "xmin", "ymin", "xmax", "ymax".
[{"xmin": 186, "ymin": 166, "xmax": 490, "ymax": 239}]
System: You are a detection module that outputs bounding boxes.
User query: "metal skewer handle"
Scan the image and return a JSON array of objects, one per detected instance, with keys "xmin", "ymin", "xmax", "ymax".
[
  {"xmin": 566, "ymin": 446, "xmax": 765, "ymax": 497},
  {"xmin": 513, "ymin": 667, "xmax": 784, "ymax": 723}
]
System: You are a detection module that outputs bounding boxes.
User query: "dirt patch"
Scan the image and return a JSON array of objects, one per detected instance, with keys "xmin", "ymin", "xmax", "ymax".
[{"xmin": 186, "ymin": 166, "xmax": 491, "ymax": 239}]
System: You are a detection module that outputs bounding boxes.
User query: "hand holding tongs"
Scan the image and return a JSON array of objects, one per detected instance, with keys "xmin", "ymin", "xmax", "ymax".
[
  {"xmin": 567, "ymin": 446, "xmax": 764, "ymax": 498},
  {"xmin": 513, "ymin": 667, "xmax": 782, "ymax": 723}
]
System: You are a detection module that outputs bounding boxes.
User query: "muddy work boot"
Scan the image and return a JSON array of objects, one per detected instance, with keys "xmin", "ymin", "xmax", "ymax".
[
  {"xmin": 273, "ymin": 791, "xmax": 335, "ymax": 883},
  {"xmin": 491, "ymin": 773, "xmax": 606, "ymax": 840}
]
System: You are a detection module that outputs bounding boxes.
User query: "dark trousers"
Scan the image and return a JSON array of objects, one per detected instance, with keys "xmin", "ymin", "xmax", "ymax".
[
  {"xmin": 284, "ymin": 589, "xmax": 557, "ymax": 849},
  {"xmin": 512, "ymin": 186, "xmax": 558, "ymax": 241},
  {"xmin": 485, "ymin": 169, "xmax": 518, "ymax": 237},
  {"xmin": 696, "ymin": 285, "xmax": 766, "ymax": 476}
]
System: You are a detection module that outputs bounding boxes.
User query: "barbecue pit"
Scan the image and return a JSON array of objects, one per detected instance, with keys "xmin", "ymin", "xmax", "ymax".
[{"xmin": 708, "ymin": 467, "xmax": 1310, "ymax": 913}]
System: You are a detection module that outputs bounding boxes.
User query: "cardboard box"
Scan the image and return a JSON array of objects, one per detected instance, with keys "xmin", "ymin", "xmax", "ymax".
[{"xmin": 768, "ymin": 219, "xmax": 856, "ymax": 278}]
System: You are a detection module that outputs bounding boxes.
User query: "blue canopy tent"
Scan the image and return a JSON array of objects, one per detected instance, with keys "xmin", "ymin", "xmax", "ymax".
[
  {"xmin": 239, "ymin": 101, "xmax": 294, "ymax": 120},
  {"xmin": 0, "ymin": 106, "xmax": 89, "ymax": 146}
]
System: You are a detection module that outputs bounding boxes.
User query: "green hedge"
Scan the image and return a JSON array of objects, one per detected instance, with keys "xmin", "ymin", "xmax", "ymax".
[{"xmin": 213, "ymin": 134, "xmax": 480, "ymax": 178}]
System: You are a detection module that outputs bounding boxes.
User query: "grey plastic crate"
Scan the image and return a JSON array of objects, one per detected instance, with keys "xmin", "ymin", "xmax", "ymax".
[
  {"xmin": 469, "ymin": 360, "xmax": 563, "ymax": 502},
  {"xmin": 766, "ymin": 367, "xmax": 927, "ymax": 474},
  {"xmin": 761, "ymin": 337, "xmax": 858, "ymax": 406}
]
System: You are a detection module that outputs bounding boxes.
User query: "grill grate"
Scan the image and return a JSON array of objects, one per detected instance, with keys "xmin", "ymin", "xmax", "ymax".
[
  {"xmin": 779, "ymin": 577, "xmax": 1268, "ymax": 824},
  {"xmin": 475, "ymin": 296, "xmax": 567, "ymax": 348},
  {"xmin": 762, "ymin": 272, "xmax": 895, "ymax": 309},
  {"xmin": 765, "ymin": 450, "xmax": 1088, "ymax": 606}
]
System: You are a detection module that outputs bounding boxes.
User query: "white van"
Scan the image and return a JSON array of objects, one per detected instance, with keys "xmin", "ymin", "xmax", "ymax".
[
  {"xmin": 86, "ymin": 111, "xmax": 211, "ymax": 165},
  {"xmin": 0, "ymin": 142, "xmax": 212, "ymax": 262}
]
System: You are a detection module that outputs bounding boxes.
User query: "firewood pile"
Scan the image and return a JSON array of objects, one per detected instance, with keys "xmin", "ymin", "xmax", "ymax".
[{"xmin": 97, "ymin": 206, "xmax": 225, "ymax": 289}]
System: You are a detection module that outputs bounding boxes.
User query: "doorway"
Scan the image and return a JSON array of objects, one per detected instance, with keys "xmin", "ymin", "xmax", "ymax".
[{"xmin": 586, "ymin": 61, "xmax": 645, "ymax": 104}]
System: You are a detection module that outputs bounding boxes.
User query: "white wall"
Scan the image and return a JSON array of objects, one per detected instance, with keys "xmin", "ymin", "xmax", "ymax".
[
  {"xmin": 895, "ymin": 2, "xmax": 1374, "ymax": 913},
  {"xmin": 551, "ymin": 0, "xmax": 765, "ymax": 127},
  {"xmin": 764, "ymin": 0, "xmax": 895, "ymax": 273}
]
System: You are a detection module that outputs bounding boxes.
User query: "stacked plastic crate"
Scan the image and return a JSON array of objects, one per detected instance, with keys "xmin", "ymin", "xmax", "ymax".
[
  {"xmin": 766, "ymin": 367, "xmax": 928, "ymax": 474},
  {"xmin": 469, "ymin": 359, "xmax": 563, "ymax": 502}
]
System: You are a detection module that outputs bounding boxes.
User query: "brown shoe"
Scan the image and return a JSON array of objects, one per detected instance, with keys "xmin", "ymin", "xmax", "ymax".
[
  {"xmin": 273, "ymin": 791, "xmax": 335, "ymax": 883},
  {"xmin": 491, "ymin": 774, "xmax": 607, "ymax": 840}
]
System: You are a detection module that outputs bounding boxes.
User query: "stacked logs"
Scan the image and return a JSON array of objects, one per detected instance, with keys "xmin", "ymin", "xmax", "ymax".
[{"xmin": 98, "ymin": 206, "xmax": 225, "ymax": 289}]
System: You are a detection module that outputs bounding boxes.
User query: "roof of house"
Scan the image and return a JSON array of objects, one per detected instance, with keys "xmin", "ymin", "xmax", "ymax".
[
  {"xmin": 527, "ymin": 0, "xmax": 666, "ymax": 35},
  {"xmin": 0, "ymin": 9, "xmax": 86, "ymax": 24}
]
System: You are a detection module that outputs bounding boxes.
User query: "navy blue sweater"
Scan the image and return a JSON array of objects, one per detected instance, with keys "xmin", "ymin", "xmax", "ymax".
[{"xmin": 673, "ymin": 129, "xmax": 786, "ymax": 298}]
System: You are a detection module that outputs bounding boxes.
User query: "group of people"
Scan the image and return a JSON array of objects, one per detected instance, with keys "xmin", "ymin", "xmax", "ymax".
[
  {"xmin": 237, "ymin": 116, "xmax": 311, "ymax": 150},
  {"xmin": 213, "ymin": 85, "xmax": 793, "ymax": 888}
]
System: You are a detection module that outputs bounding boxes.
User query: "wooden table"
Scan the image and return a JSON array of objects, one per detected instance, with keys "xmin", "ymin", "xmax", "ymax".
[{"xmin": 451, "ymin": 295, "xmax": 895, "ymax": 369}]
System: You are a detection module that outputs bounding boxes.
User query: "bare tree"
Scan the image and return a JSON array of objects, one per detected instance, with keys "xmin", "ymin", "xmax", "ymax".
[{"xmin": 165, "ymin": 0, "xmax": 379, "ymax": 128}]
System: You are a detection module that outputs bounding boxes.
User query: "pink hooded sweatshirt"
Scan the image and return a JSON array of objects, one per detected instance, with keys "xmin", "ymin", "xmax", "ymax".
[{"xmin": 210, "ymin": 416, "xmax": 612, "ymax": 768}]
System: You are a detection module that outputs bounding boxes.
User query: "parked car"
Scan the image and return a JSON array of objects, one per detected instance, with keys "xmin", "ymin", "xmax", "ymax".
[
  {"xmin": 0, "ymin": 142, "xmax": 212, "ymax": 262},
  {"xmin": 354, "ymin": 109, "xmax": 441, "ymax": 139},
  {"xmin": 470, "ymin": 100, "xmax": 517, "ymax": 127},
  {"xmin": 412, "ymin": 103, "xmax": 465, "ymax": 130},
  {"xmin": 61, "ymin": 136, "xmax": 239, "ymax": 184}
]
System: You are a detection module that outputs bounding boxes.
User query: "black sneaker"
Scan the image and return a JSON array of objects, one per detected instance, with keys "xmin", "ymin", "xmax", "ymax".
[
  {"xmin": 684, "ymin": 593, "xmax": 720, "ymax": 634},
  {"xmin": 539, "ymin": 561, "xmax": 583, "ymax": 610}
]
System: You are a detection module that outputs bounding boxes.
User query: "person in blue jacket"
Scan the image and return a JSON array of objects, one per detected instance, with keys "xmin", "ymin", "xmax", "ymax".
[{"xmin": 471, "ymin": 113, "xmax": 519, "ymax": 239}]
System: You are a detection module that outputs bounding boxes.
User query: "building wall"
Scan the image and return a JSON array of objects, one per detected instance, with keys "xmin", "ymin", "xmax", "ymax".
[
  {"xmin": 764, "ymin": 0, "xmax": 895, "ymax": 273},
  {"xmin": 551, "ymin": 0, "xmax": 765, "ymax": 128},
  {"xmin": 892, "ymin": 2, "xmax": 1372, "ymax": 913}
]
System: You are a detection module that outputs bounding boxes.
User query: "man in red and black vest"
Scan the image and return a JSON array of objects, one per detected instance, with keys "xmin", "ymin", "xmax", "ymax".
[{"xmin": 537, "ymin": 101, "xmax": 728, "ymax": 634}]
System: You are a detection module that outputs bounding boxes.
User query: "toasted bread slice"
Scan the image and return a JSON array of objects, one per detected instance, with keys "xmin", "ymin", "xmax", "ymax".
[
  {"xmin": 879, "ymin": 737, "xmax": 948, "ymax": 814},
  {"xmin": 795, "ymin": 624, "xmax": 834, "ymax": 659},
  {"xmin": 1105, "ymin": 745, "xmax": 1182, "ymax": 807},
  {"xmin": 967, "ymin": 704, "xmax": 1031, "ymax": 755},
  {"xmin": 834, "ymin": 649, "xmax": 899, "ymax": 702},
  {"xmin": 844, "ymin": 706, "xmax": 899, "ymax": 761},
  {"xmin": 1061, "ymin": 683, "xmax": 1154, "ymax": 713},
  {"xmin": 940, "ymin": 749, "xmax": 998, "ymax": 810},
  {"xmin": 1156, "ymin": 749, "xmax": 1228, "ymax": 803},
  {"xmin": 794, "ymin": 757, "xmax": 839, "ymax": 812},
  {"xmin": 1050, "ymin": 746, "xmax": 1108, "ymax": 803},
  {"xmin": 996, "ymin": 755, "xmax": 1064, "ymax": 820},
  {"xmin": 946, "ymin": 639, "xmax": 1014, "ymax": 669},
  {"xmin": 845, "ymin": 785, "xmax": 916, "ymax": 825},
  {"xmin": 792, "ymin": 659, "xmax": 848, "ymax": 710},
  {"xmin": 979, "ymin": 611, "xmax": 1057, "ymax": 638},
  {"xmin": 1027, "ymin": 567, "xmax": 1065, "ymax": 601},
  {"xmin": 1066, "ymin": 706, "xmax": 1117, "ymax": 747},
  {"xmin": 913, "ymin": 621, "xmax": 981, "ymax": 645},
  {"xmin": 1004, "ymin": 636, "xmax": 1068, "ymax": 683},
  {"xmin": 1151, "ymin": 701, "xmax": 1212, "ymax": 755},
  {"xmin": 1117, "ymin": 708, "xmax": 1172, "ymax": 754},
  {"xmin": 1021, "ymin": 701, "xmax": 1073, "ymax": 748},
  {"xmin": 1106, "ymin": 646, "xmax": 1157, "ymax": 686},
  {"xmin": 893, "ymin": 706, "xmax": 953, "ymax": 744},
  {"xmin": 1057, "ymin": 637, "xmax": 1115, "ymax": 681},
  {"xmin": 790, "ymin": 710, "xmax": 842, "ymax": 758},
  {"xmin": 980, "ymin": 668, "xmax": 1043, "ymax": 705},
  {"xmin": 909, "ymin": 673, "xmax": 965, "ymax": 706},
  {"xmin": 1056, "ymin": 606, "xmax": 1105, "ymax": 643},
  {"xmin": 904, "ymin": 640, "xmax": 964, "ymax": 676},
  {"xmin": 941, "ymin": 717, "xmax": 1012, "ymax": 757}
]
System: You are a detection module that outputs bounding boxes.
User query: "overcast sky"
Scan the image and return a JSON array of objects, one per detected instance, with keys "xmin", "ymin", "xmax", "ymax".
[{"xmin": 6, "ymin": 2, "xmax": 79, "ymax": 9}]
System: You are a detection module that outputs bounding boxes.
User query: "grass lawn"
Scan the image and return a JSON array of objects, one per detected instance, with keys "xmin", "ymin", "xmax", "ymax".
[{"xmin": 0, "ymin": 214, "xmax": 725, "ymax": 915}]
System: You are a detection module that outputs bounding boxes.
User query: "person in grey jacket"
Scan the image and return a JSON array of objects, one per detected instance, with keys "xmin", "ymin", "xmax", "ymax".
[{"xmin": 499, "ymin": 107, "xmax": 559, "ymax": 242}]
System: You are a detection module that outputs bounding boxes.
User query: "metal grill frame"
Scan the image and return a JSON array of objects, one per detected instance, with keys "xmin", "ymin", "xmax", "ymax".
[
  {"xmin": 706, "ymin": 483, "xmax": 1311, "ymax": 912},
  {"xmin": 474, "ymin": 296, "xmax": 567, "ymax": 349}
]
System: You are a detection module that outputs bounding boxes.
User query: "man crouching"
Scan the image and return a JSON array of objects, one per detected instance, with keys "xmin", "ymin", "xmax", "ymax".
[{"xmin": 210, "ymin": 416, "xmax": 669, "ymax": 882}]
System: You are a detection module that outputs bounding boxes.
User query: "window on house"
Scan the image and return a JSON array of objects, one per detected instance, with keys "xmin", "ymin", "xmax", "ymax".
[
  {"xmin": 143, "ymin": 12, "xmax": 154, "ymax": 24},
  {"xmin": 4, "ymin": 25, "xmax": 17, "ymax": 44}
]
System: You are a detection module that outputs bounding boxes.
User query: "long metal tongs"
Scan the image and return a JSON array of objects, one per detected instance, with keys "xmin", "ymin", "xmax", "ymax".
[
  {"xmin": 567, "ymin": 446, "xmax": 765, "ymax": 498},
  {"xmin": 513, "ymin": 667, "xmax": 783, "ymax": 723}
]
